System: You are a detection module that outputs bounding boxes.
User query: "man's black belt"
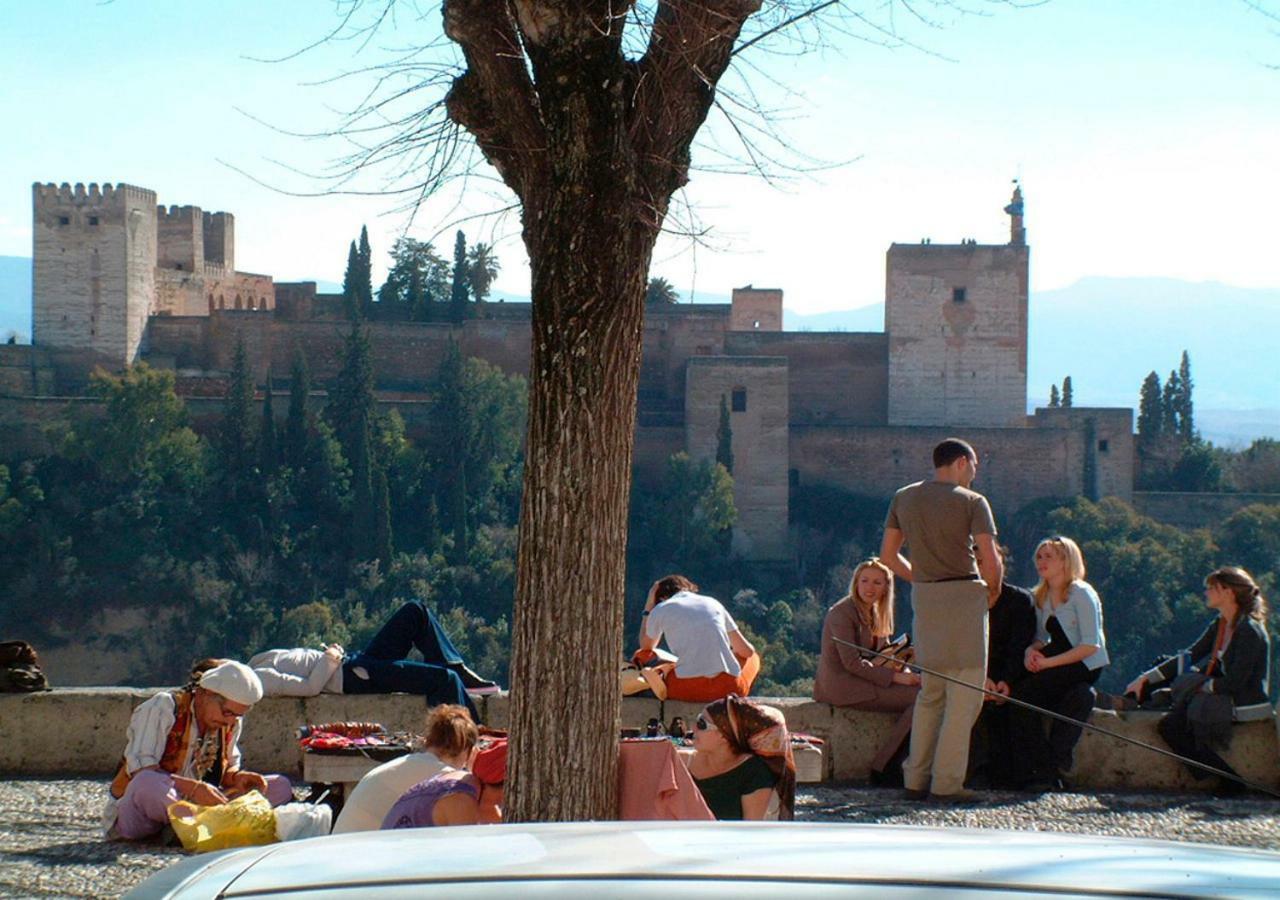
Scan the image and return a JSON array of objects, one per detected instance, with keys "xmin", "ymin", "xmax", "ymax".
[{"xmin": 921, "ymin": 574, "xmax": 981, "ymax": 584}]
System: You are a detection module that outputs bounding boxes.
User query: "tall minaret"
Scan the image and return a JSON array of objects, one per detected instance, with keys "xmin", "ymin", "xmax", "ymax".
[{"xmin": 1005, "ymin": 182, "xmax": 1026, "ymax": 246}]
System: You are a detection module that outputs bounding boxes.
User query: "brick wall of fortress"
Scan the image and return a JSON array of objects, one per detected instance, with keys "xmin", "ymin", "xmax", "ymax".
[
  {"xmin": 791, "ymin": 410, "xmax": 1132, "ymax": 521},
  {"xmin": 886, "ymin": 243, "xmax": 1028, "ymax": 427},
  {"xmin": 154, "ymin": 267, "xmax": 274, "ymax": 318},
  {"xmin": 142, "ymin": 314, "xmax": 534, "ymax": 390}
]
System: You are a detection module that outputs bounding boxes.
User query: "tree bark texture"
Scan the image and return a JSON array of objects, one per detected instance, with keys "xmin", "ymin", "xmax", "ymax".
[{"xmin": 442, "ymin": 0, "xmax": 761, "ymax": 821}]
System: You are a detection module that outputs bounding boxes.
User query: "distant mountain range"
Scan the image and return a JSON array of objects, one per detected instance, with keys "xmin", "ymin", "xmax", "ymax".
[{"xmin": 2, "ymin": 260, "xmax": 1274, "ymax": 444}]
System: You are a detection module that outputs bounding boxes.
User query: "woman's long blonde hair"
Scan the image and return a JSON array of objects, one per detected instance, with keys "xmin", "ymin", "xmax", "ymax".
[
  {"xmin": 1031, "ymin": 536, "xmax": 1087, "ymax": 608},
  {"xmin": 843, "ymin": 557, "xmax": 895, "ymax": 638}
]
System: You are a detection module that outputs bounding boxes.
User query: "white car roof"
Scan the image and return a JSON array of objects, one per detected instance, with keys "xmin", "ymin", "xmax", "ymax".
[{"xmin": 130, "ymin": 821, "xmax": 1280, "ymax": 899}]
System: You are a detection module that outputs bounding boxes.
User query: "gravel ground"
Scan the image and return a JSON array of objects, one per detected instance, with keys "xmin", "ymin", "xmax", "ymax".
[{"xmin": 1, "ymin": 778, "xmax": 1278, "ymax": 899}]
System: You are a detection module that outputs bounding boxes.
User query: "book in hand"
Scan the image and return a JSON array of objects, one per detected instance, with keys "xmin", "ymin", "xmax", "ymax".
[{"xmin": 868, "ymin": 634, "xmax": 914, "ymax": 670}]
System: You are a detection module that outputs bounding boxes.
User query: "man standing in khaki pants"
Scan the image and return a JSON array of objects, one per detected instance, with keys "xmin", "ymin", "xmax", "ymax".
[{"xmin": 880, "ymin": 438, "xmax": 1002, "ymax": 802}]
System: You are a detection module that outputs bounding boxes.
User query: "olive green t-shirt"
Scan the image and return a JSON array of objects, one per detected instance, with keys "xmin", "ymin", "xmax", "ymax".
[{"xmin": 884, "ymin": 480, "xmax": 997, "ymax": 583}]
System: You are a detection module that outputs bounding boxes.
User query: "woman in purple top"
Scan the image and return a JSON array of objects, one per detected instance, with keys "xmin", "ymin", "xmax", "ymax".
[{"xmin": 382, "ymin": 737, "xmax": 508, "ymax": 829}]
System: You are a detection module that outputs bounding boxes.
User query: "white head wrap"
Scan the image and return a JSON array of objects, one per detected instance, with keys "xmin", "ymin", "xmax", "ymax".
[{"xmin": 198, "ymin": 660, "xmax": 264, "ymax": 706}]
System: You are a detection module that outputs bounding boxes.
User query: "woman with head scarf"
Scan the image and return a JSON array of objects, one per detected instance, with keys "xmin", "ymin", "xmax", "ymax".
[{"xmin": 687, "ymin": 694, "xmax": 796, "ymax": 820}]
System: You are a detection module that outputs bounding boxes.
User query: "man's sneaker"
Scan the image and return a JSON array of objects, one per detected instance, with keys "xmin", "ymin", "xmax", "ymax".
[
  {"xmin": 456, "ymin": 664, "xmax": 501, "ymax": 694},
  {"xmin": 928, "ymin": 788, "xmax": 981, "ymax": 805},
  {"xmin": 902, "ymin": 787, "xmax": 928, "ymax": 802}
]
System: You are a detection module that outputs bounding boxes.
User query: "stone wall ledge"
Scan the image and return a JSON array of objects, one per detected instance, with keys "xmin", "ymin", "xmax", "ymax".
[{"xmin": 2, "ymin": 689, "xmax": 1276, "ymax": 792}]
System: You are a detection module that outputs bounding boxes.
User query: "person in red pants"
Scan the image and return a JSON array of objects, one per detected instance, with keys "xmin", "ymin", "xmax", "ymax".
[{"xmin": 632, "ymin": 574, "xmax": 760, "ymax": 702}]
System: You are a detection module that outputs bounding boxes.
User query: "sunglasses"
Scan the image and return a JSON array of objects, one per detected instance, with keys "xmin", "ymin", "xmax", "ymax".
[{"xmin": 695, "ymin": 715, "xmax": 710, "ymax": 731}]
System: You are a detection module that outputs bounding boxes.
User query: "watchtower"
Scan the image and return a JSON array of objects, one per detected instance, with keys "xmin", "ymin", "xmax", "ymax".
[
  {"xmin": 885, "ymin": 187, "xmax": 1030, "ymax": 427},
  {"xmin": 32, "ymin": 182, "xmax": 158, "ymax": 366}
]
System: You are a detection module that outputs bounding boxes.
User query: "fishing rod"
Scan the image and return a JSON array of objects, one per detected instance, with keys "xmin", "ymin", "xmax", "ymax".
[{"xmin": 832, "ymin": 635, "xmax": 1280, "ymax": 799}]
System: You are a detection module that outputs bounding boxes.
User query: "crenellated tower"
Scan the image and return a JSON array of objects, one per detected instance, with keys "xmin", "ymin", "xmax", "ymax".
[
  {"xmin": 885, "ymin": 188, "xmax": 1030, "ymax": 427},
  {"xmin": 32, "ymin": 182, "xmax": 158, "ymax": 366}
]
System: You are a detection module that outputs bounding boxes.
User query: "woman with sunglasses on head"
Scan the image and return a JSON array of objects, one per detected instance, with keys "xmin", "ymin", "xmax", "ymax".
[
  {"xmin": 1007, "ymin": 536, "xmax": 1109, "ymax": 791},
  {"xmin": 687, "ymin": 694, "xmax": 796, "ymax": 821},
  {"xmin": 813, "ymin": 558, "xmax": 920, "ymax": 785},
  {"xmin": 1127, "ymin": 566, "xmax": 1270, "ymax": 796}
]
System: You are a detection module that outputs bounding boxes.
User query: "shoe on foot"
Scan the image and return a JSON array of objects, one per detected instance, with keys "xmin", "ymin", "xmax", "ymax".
[
  {"xmin": 455, "ymin": 664, "xmax": 500, "ymax": 693},
  {"xmin": 902, "ymin": 787, "xmax": 928, "ymax": 801}
]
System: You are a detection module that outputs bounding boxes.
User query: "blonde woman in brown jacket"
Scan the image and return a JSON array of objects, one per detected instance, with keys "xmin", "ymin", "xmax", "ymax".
[{"xmin": 813, "ymin": 558, "xmax": 920, "ymax": 783}]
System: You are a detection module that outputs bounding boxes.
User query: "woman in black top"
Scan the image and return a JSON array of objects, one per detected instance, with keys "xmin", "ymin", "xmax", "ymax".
[
  {"xmin": 1126, "ymin": 566, "xmax": 1271, "ymax": 795},
  {"xmin": 687, "ymin": 695, "xmax": 795, "ymax": 820}
]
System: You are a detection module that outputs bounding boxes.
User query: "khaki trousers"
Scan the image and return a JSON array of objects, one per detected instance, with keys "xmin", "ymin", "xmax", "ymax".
[{"xmin": 902, "ymin": 580, "xmax": 988, "ymax": 796}]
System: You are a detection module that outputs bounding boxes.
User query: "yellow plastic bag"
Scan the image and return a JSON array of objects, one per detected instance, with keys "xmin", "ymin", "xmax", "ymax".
[{"xmin": 167, "ymin": 790, "xmax": 278, "ymax": 853}]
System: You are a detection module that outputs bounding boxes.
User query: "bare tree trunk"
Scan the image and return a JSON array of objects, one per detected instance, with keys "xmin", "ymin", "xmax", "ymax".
[
  {"xmin": 441, "ymin": 0, "xmax": 761, "ymax": 822},
  {"xmin": 507, "ymin": 218, "xmax": 652, "ymax": 821}
]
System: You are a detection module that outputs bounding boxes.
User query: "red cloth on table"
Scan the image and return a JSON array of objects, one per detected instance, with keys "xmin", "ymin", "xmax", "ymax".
[{"xmin": 617, "ymin": 740, "xmax": 713, "ymax": 821}]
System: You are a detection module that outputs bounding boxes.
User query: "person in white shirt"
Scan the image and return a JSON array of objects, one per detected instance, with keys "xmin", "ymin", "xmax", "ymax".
[
  {"xmin": 632, "ymin": 574, "xmax": 760, "ymax": 702},
  {"xmin": 249, "ymin": 601, "xmax": 497, "ymax": 722}
]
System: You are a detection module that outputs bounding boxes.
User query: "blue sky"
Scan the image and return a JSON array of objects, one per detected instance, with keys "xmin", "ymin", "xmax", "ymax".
[{"xmin": 1, "ymin": 1, "xmax": 1277, "ymax": 313}]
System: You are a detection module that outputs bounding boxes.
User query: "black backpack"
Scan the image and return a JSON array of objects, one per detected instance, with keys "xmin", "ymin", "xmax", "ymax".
[{"xmin": 0, "ymin": 640, "xmax": 50, "ymax": 692}]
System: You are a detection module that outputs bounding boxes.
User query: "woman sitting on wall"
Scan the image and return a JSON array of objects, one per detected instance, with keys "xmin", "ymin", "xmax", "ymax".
[
  {"xmin": 632, "ymin": 574, "xmax": 761, "ymax": 702},
  {"xmin": 1125, "ymin": 566, "xmax": 1270, "ymax": 796},
  {"xmin": 812, "ymin": 558, "xmax": 920, "ymax": 785},
  {"xmin": 1008, "ymin": 536, "xmax": 1110, "ymax": 792},
  {"xmin": 687, "ymin": 694, "xmax": 796, "ymax": 821},
  {"xmin": 381, "ymin": 719, "xmax": 507, "ymax": 829},
  {"xmin": 249, "ymin": 600, "xmax": 497, "ymax": 723}
]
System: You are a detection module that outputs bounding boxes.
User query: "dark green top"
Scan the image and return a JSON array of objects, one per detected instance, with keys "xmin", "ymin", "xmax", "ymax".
[{"xmin": 693, "ymin": 754, "xmax": 777, "ymax": 820}]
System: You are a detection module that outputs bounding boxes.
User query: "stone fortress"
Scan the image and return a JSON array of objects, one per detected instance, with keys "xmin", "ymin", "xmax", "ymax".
[{"xmin": 0, "ymin": 182, "xmax": 1133, "ymax": 560}]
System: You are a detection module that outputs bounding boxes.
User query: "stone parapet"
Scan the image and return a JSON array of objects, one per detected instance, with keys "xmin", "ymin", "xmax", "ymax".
[{"xmin": 1, "ymin": 690, "xmax": 1276, "ymax": 792}]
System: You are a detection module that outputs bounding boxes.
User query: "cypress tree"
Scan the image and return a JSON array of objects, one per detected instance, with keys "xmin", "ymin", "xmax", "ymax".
[
  {"xmin": 221, "ymin": 338, "xmax": 256, "ymax": 483},
  {"xmin": 357, "ymin": 226, "xmax": 373, "ymax": 318},
  {"xmin": 1061, "ymin": 376, "xmax": 1073, "ymax": 408},
  {"xmin": 1049, "ymin": 384, "xmax": 1060, "ymax": 407},
  {"xmin": 342, "ymin": 241, "xmax": 362, "ymax": 321},
  {"xmin": 326, "ymin": 323, "xmax": 376, "ymax": 467},
  {"xmin": 350, "ymin": 410, "xmax": 376, "ymax": 561},
  {"xmin": 716, "ymin": 394, "xmax": 734, "ymax": 474},
  {"xmin": 1177, "ymin": 350, "xmax": 1195, "ymax": 443},
  {"xmin": 258, "ymin": 372, "xmax": 277, "ymax": 475},
  {"xmin": 286, "ymin": 348, "xmax": 310, "ymax": 470},
  {"xmin": 429, "ymin": 341, "xmax": 470, "ymax": 561},
  {"xmin": 1137, "ymin": 371, "xmax": 1163, "ymax": 440},
  {"xmin": 373, "ymin": 463, "xmax": 393, "ymax": 566},
  {"xmin": 450, "ymin": 230, "xmax": 469, "ymax": 323},
  {"xmin": 1162, "ymin": 370, "xmax": 1180, "ymax": 436}
]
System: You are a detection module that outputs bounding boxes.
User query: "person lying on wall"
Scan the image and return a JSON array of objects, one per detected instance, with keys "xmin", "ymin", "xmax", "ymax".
[
  {"xmin": 249, "ymin": 599, "xmax": 498, "ymax": 724},
  {"xmin": 104, "ymin": 659, "xmax": 293, "ymax": 841},
  {"xmin": 632, "ymin": 574, "xmax": 761, "ymax": 702}
]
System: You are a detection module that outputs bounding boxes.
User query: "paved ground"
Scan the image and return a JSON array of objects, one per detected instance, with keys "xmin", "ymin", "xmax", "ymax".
[{"xmin": 2, "ymin": 778, "xmax": 1278, "ymax": 898}]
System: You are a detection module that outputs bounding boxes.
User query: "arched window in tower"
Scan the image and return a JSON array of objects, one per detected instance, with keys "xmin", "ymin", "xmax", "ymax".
[
  {"xmin": 731, "ymin": 387, "xmax": 747, "ymax": 412},
  {"xmin": 208, "ymin": 294, "xmax": 215, "ymax": 315},
  {"xmin": 235, "ymin": 295, "xmax": 243, "ymax": 310}
]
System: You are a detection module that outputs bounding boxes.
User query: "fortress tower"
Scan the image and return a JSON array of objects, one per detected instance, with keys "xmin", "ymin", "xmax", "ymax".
[
  {"xmin": 885, "ymin": 187, "xmax": 1030, "ymax": 427},
  {"xmin": 32, "ymin": 182, "xmax": 158, "ymax": 366}
]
